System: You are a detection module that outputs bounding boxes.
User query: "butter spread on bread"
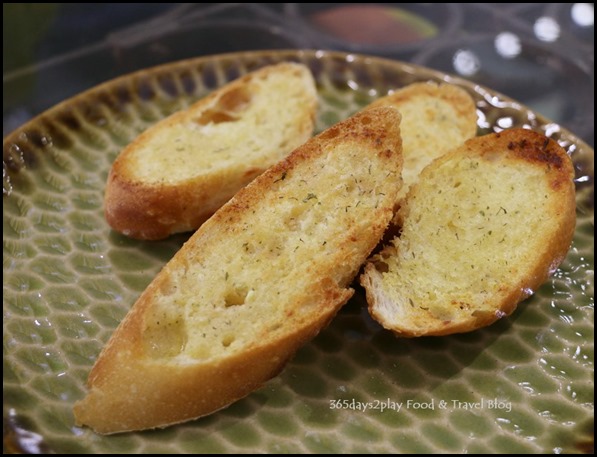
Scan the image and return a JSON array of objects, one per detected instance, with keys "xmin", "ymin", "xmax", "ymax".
[
  {"xmin": 104, "ymin": 62, "xmax": 317, "ymax": 240},
  {"xmin": 361, "ymin": 128, "xmax": 576, "ymax": 337},
  {"xmin": 74, "ymin": 107, "xmax": 403, "ymax": 433}
]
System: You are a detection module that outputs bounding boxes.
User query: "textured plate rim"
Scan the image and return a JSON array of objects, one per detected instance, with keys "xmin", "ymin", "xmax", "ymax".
[{"xmin": 3, "ymin": 49, "xmax": 594, "ymax": 157}]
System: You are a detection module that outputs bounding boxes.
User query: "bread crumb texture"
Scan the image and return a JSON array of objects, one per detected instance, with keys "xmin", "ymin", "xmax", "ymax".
[
  {"xmin": 143, "ymin": 108, "xmax": 402, "ymax": 361},
  {"xmin": 367, "ymin": 82, "xmax": 477, "ymax": 200},
  {"xmin": 366, "ymin": 129, "xmax": 575, "ymax": 336},
  {"xmin": 124, "ymin": 63, "xmax": 316, "ymax": 183},
  {"xmin": 105, "ymin": 62, "xmax": 318, "ymax": 240}
]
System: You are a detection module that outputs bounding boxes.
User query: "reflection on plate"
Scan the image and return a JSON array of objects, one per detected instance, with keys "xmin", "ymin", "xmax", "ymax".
[{"xmin": 3, "ymin": 50, "xmax": 594, "ymax": 454}]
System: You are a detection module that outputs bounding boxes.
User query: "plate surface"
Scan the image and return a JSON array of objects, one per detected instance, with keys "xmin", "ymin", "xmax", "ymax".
[{"xmin": 3, "ymin": 50, "xmax": 593, "ymax": 454}]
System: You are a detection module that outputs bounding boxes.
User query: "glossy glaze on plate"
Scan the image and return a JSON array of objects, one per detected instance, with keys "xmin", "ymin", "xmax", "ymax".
[{"xmin": 3, "ymin": 50, "xmax": 594, "ymax": 454}]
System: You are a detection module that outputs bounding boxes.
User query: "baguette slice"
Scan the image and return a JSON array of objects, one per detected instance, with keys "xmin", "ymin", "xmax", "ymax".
[
  {"xmin": 105, "ymin": 62, "xmax": 317, "ymax": 240},
  {"xmin": 74, "ymin": 107, "xmax": 403, "ymax": 434},
  {"xmin": 366, "ymin": 82, "xmax": 477, "ymax": 204},
  {"xmin": 361, "ymin": 128, "xmax": 576, "ymax": 337}
]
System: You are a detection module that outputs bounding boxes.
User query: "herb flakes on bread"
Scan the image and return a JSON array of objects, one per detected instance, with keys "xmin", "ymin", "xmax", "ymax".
[
  {"xmin": 104, "ymin": 62, "xmax": 317, "ymax": 240},
  {"xmin": 74, "ymin": 106, "xmax": 403, "ymax": 434},
  {"xmin": 361, "ymin": 128, "xmax": 576, "ymax": 337},
  {"xmin": 365, "ymin": 81, "xmax": 477, "ymax": 204}
]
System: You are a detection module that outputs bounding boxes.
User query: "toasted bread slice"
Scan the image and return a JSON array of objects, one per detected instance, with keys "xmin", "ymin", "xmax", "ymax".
[
  {"xmin": 74, "ymin": 107, "xmax": 403, "ymax": 434},
  {"xmin": 366, "ymin": 82, "xmax": 477, "ymax": 204},
  {"xmin": 104, "ymin": 62, "xmax": 317, "ymax": 240},
  {"xmin": 361, "ymin": 129, "xmax": 576, "ymax": 337}
]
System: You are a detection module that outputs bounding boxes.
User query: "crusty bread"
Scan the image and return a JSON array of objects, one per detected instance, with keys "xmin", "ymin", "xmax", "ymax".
[
  {"xmin": 104, "ymin": 62, "xmax": 317, "ymax": 240},
  {"xmin": 361, "ymin": 128, "xmax": 576, "ymax": 337},
  {"xmin": 365, "ymin": 82, "xmax": 477, "ymax": 204},
  {"xmin": 74, "ymin": 107, "xmax": 403, "ymax": 434}
]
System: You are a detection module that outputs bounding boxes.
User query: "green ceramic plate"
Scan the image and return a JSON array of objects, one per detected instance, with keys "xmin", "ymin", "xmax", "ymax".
[{"xmin": 3, "ymin": 50, "xmax": 593, "ymax": 454}]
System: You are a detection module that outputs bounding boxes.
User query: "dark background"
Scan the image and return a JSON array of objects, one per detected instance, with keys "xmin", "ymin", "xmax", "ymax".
[{"xmin": 3, "ymin": 3, "xmax": 594, "ymax": 145}]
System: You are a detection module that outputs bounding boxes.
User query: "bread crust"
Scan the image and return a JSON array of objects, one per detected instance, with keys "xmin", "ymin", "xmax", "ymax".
[
  {"xmin": 361, "ymin": 128, "xmax": 576, "ymax": 337},
  {"xmin": 104, "ymin": 63, "xmax": 317, "ymax": 240},
  {"xmin": 74, "ymin": 106, "xmax": 403, "ymax": 433},
  {"xmin": 74, "ymin": 279, "xmax": 348, "ymax": 434}
]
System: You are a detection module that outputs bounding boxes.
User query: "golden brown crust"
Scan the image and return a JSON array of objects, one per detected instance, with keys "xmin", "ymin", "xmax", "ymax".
[
  {"xmin": 361, "ymin": 128, "xmax": 576, "ymax": 337},
  {"xmin": 74, "ymin": 106, "xmax": 403, "ymax": 433},
  {"xmin": 74, "ymin": 284, "xmax": 349, "ymax": 433},
  {"xmin": 104, "ymin": 63, "xmax": 317, "ymax": 240},
  {"xmin": 105, "ymin": 162, "xmax": 255, "ymax": 240}
]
